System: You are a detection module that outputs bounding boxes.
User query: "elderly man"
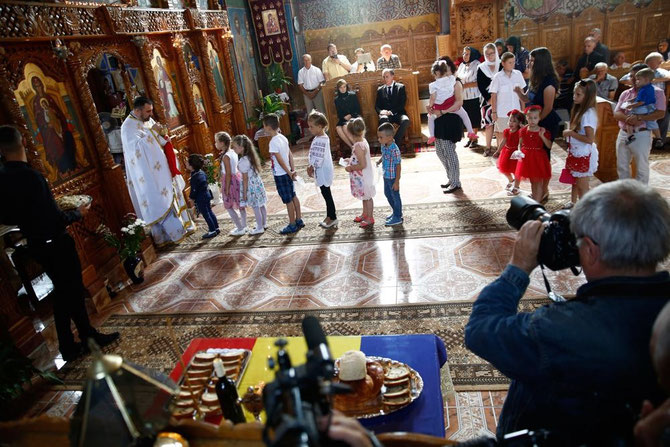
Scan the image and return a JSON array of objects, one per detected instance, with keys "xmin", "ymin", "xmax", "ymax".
[
  {"xmin": 0, "ymin": 125, "xmax": 120, "ymax": 362},
  {"xmin": 645, "ymin": 52, "xmax": 670, "ymax": 148},
  {"xmin": 574, "ymin": 36, "xmax": 606, "ymax": 80},
  {"xmin": 375, "ymin": 69, "xmax": 409, "ymax": 148},
  {"xmin": 321, "ymin": 43, "xmax": 351, "ymax": 81},
  {"xmin": 297, "ymin": 54, "xmax": 325, "ymax": 114},
  {"xmin": 466, "ymin": 179, "xmax": 670, "ymax": 445},
  {"xmin": 376, "ymin": 44, "xmax": 401, "ymax": 71},
  {"xmin": 589, "ymin": 27, "xmax": 610, "ymax": 63},
  {"xmin": 589, "ymin": 62, "xmax": 618, "ymax": 100},
  {"xmin": 613, "ymin": 63, "xmax": 667, "ymax": 183}
]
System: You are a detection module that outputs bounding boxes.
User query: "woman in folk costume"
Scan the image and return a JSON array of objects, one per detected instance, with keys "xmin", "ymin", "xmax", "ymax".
[{"xmin": 121, "ymin": 97, "xmax": 196, "ymax": 246}]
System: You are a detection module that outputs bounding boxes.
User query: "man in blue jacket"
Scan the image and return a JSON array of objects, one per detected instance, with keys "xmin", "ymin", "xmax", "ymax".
[{"xmin": 466, "ymin": 179, "xmax": 670, "ymax": 445}]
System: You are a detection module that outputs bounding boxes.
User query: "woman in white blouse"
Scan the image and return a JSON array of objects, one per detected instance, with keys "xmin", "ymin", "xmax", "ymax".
[{"xmin": 456, "ymin": 46, "xmax": 482, "ymax": 148}]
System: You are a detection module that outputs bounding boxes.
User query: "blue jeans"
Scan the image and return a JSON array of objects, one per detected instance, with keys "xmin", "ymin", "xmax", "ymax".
[
  {"xmin": 196, "ymin": 199, "xmax": 219, "ymax": 232},
  {"xmin": 383, "ymin": 177, "xmax": 402, "ymax": 219}
]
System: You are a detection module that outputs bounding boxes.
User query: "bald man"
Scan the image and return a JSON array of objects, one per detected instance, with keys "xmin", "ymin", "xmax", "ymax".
[
  {"xmin": 634, "ymin": 301, "xmax": 670, "ymax": 446},
  {"xmin": 297, "ymin": 54, "xmax": 326, "ymax": 114},
  {"xmin": 574, "ymin": 36, "xmax": 606, "ymax": 80}
]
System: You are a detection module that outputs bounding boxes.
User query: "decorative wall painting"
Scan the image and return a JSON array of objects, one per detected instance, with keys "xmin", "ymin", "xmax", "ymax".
[
  {"xmin": 150, "ymin": 49, "xmax": 185, "ymax": 129},
  {"xmin": 192, "ymin": 84, "xmax": 208, "ymax": 125},
  {"xmin": 207, "ymin": 41, "xmax": 228, "ymax": 104},
  {"xmin": 14, "ymin": 63, "xmax": 90, "ymax": 184}
]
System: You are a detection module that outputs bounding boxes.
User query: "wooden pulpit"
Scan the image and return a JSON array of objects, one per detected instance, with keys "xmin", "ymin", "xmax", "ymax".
[{"xmin": 322, "ymin": 69, "xmax": 424, "ymax": 158}]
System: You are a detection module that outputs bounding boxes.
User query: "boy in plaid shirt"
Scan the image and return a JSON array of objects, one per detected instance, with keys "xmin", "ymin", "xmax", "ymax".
[{"xmin": 376, "ymin": 123, "xmax": 403, "ymax": 226}]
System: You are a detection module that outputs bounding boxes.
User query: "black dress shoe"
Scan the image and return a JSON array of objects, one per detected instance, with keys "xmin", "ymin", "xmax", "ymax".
[
  {"xmin": 463, "ymin": 140, "xmax": 472, "ymax": 148},
  {"xmin": 61, "ymin": 342, "xmax": 86, "ymax": 362},
  {"xmin": 440, "ymin": 182, "xmax": 451, "ymax": 189},
  {"xmin": 443, "ymin": 185, "xmax": 462, "ymax": 194},
  {"xmin": 86, "ymin": 331, "xmax": 120, "ymax": 349}
]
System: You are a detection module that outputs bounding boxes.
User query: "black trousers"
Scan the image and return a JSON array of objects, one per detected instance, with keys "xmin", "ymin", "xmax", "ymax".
[
  {"xmin": 30, "ymin": 233, "xmax": 93, "ymax": 352},
  {"xmin": 320, "ymin": 186, "xmax": 337, "ymax": 220},
  {"xmin": 379, "ymin": 114, "xmax": 410, "ymax": 145}
]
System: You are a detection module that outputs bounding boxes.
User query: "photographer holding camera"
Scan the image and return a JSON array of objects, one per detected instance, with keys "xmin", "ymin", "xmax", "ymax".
[{"xmin": 465, "ymin": 179, "xmax": 670, "ymax": 445}]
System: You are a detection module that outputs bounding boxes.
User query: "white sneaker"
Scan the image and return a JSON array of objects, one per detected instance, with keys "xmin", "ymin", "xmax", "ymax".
[
  {"xmin": 249, "ymin": 227, "xmax": 264, "ymax": 235},
  {"xmin": 319, "ymin": 219, "xmax": 338, "ymax": 228},
  {"xmin": 229, "ymin": 227, "xmax": 247, "ymax": 236}
]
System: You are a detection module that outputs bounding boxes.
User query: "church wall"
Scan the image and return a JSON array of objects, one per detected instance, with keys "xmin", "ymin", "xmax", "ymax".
[{"xmin": 0, "ymin": 3, "xmax": 244, "ymax": 353}]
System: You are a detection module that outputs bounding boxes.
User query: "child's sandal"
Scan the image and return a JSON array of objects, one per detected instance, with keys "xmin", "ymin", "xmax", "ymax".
[{"xmin": 507, "ymin": 187, "xmax": 520, "ymax": 196}]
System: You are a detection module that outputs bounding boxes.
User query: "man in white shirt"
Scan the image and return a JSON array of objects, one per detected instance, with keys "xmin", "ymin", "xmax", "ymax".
[
  {"xmin": 298, "ymin": 54, "xmax": 326, "ymax": 114},
  {"xmin": 321, "ymin": 43, "xmax": 351, "ymax": 81}
]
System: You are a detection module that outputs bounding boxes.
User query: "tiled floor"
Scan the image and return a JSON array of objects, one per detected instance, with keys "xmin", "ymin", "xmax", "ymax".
[{"xmin": 18, "ymin": 134, "xmax": 670, "ymax": 440}]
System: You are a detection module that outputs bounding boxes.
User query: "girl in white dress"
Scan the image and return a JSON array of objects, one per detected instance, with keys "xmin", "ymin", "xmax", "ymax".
[
  {"xmin": 344, "ymin": 117, "xmax": 376, "ymax": 228},
  {"xmin": 231, "ymin": 134, "xmax": 267, "ymax": 235},
  {"xmin": 562, "ymin": 79, "xmax": 599, "ymax": 208}
]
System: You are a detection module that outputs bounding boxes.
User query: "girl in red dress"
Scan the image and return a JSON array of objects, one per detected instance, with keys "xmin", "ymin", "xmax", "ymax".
[
  {"xmin": 497, "ymin": 109, "xmax": 526, "ymax": 196},
  {"xmin": 515, "ymin": 105, "xmax": 553, "ymax": 202}
]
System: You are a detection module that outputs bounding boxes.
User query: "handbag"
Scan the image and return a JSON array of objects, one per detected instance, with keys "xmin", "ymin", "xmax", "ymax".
[{"xmin": 559, "ymin": 168, "xmax": 576, "ymax": 185}]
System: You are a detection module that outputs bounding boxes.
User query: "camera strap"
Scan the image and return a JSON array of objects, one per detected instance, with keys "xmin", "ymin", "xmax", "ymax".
[{"xmin": 539, "ymin": 263, "xmax": 566, "ymax": 303}]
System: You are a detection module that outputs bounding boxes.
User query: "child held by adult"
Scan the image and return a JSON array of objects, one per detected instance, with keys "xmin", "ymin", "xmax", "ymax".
[
  {"xmin": 376, "ymin": 122, "xmax": 403, "ymax": 226},
  {"xmin": 217, "ymin": 131, "xmax": 247, "ymax": 236},
  {"xmin": 426, "ymin": 59, "xmax": 477, "ymax": 146},
  {"xmin": 496, "ymin": 109, "xmax": 526, "ymax": 196},
  {"xmin": 188, "ymin": 154, "xmax": 219, "ymax": 239},
  {"xmin": 306, "ymin": 111, "xmax": 338, "ymax": 229},
  {"xmin": 231, "ymin": 134, "xmax": 267, "ymax": 235},
  {"xmin": 562, "ymin": 79, "xmax": 599, "ymax": 208},
  {"xmin": 344, "ymin": 117, "xmax": 376, "ymax": 228},
  {"xmin": 263, "ymin": 114, "xmax": 303, "ymax": 235},
  {"xmin": 515, "ymin": 106, "xmax": 552, "ymax": 202}
]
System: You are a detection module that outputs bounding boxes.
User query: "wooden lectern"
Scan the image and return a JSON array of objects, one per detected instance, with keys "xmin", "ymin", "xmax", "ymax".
[{"xmin": 322, "ymin": 69, "xmax": 424, "ymax": 158}]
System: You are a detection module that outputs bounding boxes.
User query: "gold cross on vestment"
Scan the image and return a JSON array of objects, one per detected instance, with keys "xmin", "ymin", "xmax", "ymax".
[
  {"xmin": 142, "ymin": 200, "xmax": 148, "ymax": 209},
  {"xmin": 135, "ymin": 148, "xmax": 141, "ymax": 159},
  {"xmin": 154, "ymin": 161, "xmax": 162, "ymax": 171},
  {"xmin": 139, "ymin": 176, "xmax": 145, "ymax": 184},
  {"xmin": 161, "ymin": 187, "xmax": 169, "ymax": 197}
]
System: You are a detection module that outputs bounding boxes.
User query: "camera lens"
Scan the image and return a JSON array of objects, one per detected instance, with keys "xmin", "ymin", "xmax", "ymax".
[{"xmin": 506, "ymin": 196, "xmax": 549, "ymax": 230}]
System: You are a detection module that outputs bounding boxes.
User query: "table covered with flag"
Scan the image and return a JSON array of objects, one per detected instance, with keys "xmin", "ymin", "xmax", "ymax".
[{"xmin": 170, "ymin": 334, "xmax": 447, "ymax": 437}]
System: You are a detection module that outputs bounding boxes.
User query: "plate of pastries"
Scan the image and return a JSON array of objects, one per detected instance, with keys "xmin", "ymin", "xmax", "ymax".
[
  {"xmin": 171, "ymin": 349, "xmax": 250, "ymax": 421},
  {"xmin": 56, "ymin": 194, "xmax": 92, "ymax": 211},
  {"xmin": 332, "ymin": 350, "xmax": 423, "ymax": 418}
]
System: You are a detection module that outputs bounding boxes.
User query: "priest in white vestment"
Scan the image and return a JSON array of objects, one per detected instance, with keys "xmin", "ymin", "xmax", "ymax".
[{"xmin": 121, "ymin": 97, "xmax": 195, "ymax": 246}]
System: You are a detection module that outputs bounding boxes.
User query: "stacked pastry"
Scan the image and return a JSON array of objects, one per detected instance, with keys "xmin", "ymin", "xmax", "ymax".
[{"xmin": 172, "ymin": 350, "xmax": 247, "ymax": 420}]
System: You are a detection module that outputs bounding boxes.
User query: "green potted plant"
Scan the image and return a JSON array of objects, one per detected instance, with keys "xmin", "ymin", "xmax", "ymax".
[
  {"xmin": 97, "ymin": 214, "xmax": 147, "ymax": 284},
  {"xmin": 266, "ymin": 62, "xmax": 292, "ymax": 93},
  {"xmin": 204, "ymin": 154, "xmax": 222, "ymax": 205},
  {"xmin": 247, "ymin": 93, "xmax": 287, "ymax": 159}
]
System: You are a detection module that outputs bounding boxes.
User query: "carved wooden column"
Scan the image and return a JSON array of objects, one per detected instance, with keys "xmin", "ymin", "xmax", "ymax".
[
  {"xmin": 218, "ymin": 33, "xmax": 247, "ymax": 134},
  {"xmin": 133, "ymin": 36, "xmax": 168, "ymax": 124},
  {"xmin": 173, "ymin": 34, "xmax": 209, "ymax": 155},
  {"xmin": 0, "ymin": 48, "xmax": 47, "ymax": 177},
  {"xmin": 195, "ymin": 31, "xmax": 227, "ymax": 132}
]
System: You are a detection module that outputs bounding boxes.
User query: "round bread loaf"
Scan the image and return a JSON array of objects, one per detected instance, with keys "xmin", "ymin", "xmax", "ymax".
[{"xmin": 339, "ymin": 350, "xmax": 367, "ymax": 381}]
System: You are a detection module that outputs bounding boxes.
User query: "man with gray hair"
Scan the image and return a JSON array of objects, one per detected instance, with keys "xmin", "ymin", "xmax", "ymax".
[
  {"xmin": 574, "ymin": 36, "xmax": 606, "ymax": 80},
  {"xmin": 589, "ymin": 62, "xmax": 618, "ymax": 100},
  {"xmin": 466, "ymin": 179, "xmax": 670, "ymax": 445},
  {"xmin": 297, "ymin": 54, "xmax": 326, "ymax": 114},
  {"xmin": 589, "ymin": 27, "xmax": 609, "ymax": 63}
]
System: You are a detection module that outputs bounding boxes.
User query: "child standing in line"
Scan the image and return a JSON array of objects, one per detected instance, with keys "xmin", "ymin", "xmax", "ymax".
[
  {"xmin": 306, "ymin": 111, "xmax": 338, "ymax": 229},
  {"xmin": 187, "ymin": 154, "xmax": 219, "ymax": 239},
  {"xmin": 231, "ymin": 134, "xmax": 267, "ymax": 235},
  {"xmin": 489, "ymin": 52, "xmax": 526, "ymax": 152},
  {"xmin": 426, "ymin": 59, "xmax": 478, "ymax": 146},
  {"xmin": 497, "ymin": 109, "xmax": 526, "ymax": 196},
  {"xmin": 216, "ymin": 131, "xmax": 247, "ymax": 236},
  {"xmin": 263, "ymin": 114, "xmax": 303, "ymax": 235},
  {"xmin": 376, "ymin": 122, "xmax": 403, "ymax": 226},
  {"xmin": 563, "ymin": 79, "xmax": 599, "ymax": 207},
  {"xmin": 345, "ymin": 117, "xmax": 376, "ymax": 228},
  {"xmin": 515, "ymin": 106, "xmax": 553, "ymax": 202},
  {"xmin": 624, "ymin": 68, "xmax": 659, "ymax": 142}
]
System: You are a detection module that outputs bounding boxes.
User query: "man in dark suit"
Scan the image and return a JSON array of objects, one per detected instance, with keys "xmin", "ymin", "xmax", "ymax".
[
  {"xmin": 0, "ymin": 125, "xmax": 119, "ymax": 362},
  {"xmin": 375, "ymin": 69, "xmax": 410, "ymax": 148}
]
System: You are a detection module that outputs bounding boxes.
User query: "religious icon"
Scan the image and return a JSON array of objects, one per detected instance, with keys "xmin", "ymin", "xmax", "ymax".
[
  {"xmin": 262, "ymin": 9, "xmax": 281, "ymax": 36},
  {"xmin": 150, "ymin": 50, "xmax": 184, "ymax": 129},
  {"xmin": 207, "ymin": 41, "xmax": 227, "ymax": 104},
  {"xmin": 230, "ymin": 8, "xmax": 261, "ymax": 125},
  {"xmin": 183, "ymin": 43, "xmax": 201, "ymax": 72},
  {"xmin": 14, "ymin": 63, "xmax": 90, "ymax": 183},
  {"xmin": 192, "ymin": 84, "xmax": 208, "ymax": 125}
]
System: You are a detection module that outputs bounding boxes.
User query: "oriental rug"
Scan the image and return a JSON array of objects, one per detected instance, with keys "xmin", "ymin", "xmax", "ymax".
[
  {"xmin": 56, "ymin": 299, "xmax": 549, "ymax": 390},
  {"xmin": 167, "ymin": 194, "xmax": 571, "ymax": 252}
]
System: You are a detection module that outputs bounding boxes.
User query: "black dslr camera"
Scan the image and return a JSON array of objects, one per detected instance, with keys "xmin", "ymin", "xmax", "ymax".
[
  {"xmin": 506, "ymin": 196, "xmax": 580, "ymax": 271},
  {"xmin": 262, "ymin": 316, "xmax": 353, "ymax": 447}
]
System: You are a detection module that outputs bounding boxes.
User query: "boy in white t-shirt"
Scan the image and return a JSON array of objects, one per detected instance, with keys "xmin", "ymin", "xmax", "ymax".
[
  {"xmin": 263, "ymin": 114, "xmax": 303, "ymax": 235},
  {"xmin": 489, "ymin": 52, "xmax": 526, "ymax": 152}
]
